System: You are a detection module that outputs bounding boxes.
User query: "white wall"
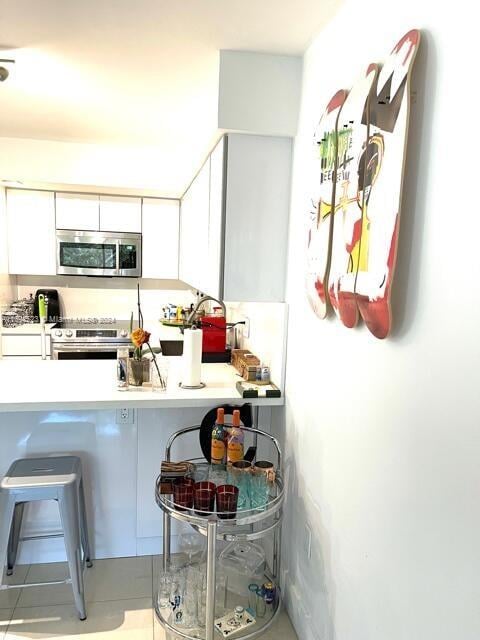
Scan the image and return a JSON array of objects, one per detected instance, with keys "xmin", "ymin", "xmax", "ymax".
[
  {"xmin": 218, "ymin": 51, "xmax": 302, "ymax": 136},
  {"xmin": 0, "ymin": 187, "xmax": 16, "ymax": 310},
  {"xmin": 275, "ymin": 2, "xmax": 480, "ymax": 640},
  {"xmin": 16, "ymin": 276, "xmax": 194, "ymax": 324}
]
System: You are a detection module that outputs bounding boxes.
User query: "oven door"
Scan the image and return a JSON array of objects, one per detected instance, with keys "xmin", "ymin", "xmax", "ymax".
[
  {"xmin": 56, "ymin": 230, "xmax": 141, "ymax": 277},
  {"xmin": 52, "ymin": 343, "xmax": 132, "ymax": 360}
]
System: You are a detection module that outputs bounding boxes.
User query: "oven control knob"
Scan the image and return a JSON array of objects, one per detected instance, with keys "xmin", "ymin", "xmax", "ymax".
[
  {"xmin": 55, "ymin": 330, "xmax": 63, "ymax": 337},
  {"xmin": 65, "ymin": 330, "xmax": 73, "ymax": 338},
  {"xmin": 120, "ymin": 329, "xmax": 128, "ymax": 338}
]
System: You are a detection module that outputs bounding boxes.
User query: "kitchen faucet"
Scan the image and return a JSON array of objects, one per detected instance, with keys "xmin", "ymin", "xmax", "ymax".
[{"xmin": 186, "ymin": 295, "xmax": 226, "ymax": 324}]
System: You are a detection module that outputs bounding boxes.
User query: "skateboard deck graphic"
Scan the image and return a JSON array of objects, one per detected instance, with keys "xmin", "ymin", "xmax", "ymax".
[
  {"xmin": 327, "ymin": 64, "xmax": 379, "ymax": 329},
  {"xmin": 306, "ymin": 89, "xmax": 348, "ymax": 319},
  {"xmin": 353, "ymin": 30, "xmax": 421, "ymax": 338}
]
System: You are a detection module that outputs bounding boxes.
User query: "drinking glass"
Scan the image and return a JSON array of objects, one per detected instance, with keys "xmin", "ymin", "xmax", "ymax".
[
  {"xmin": 248, "ymin": 583, "xmax": 259, "ymax": 615},
  {"xmin": 179, "ymin": 532, "xmax": 204, "ymax": 564},
  {"xmin": 173, "ymin": 478, "xmax": 194, "ymax": 511},
  {"xmin": 208, "ymin": 465, "xmax": 228, "ymax": 487},
  {"xmin": 150, "ymin": 359, "xmax": 169, "ymax": 391},
  {"xmin": 193, "ymin": 481, "xmax": 216, "ymax": 515},
  {"xmin": 250, "ymin": 461, "xmax": 274, "ymax": 511},
  {"xmin": 228, "ymin": 460, "xmax": 252, "ymax": 511},
  {"xmin": 216, "ymin": 484, "xmax": 239, "ymax": 519},
  {"xmin": 256, "ymin": 585, "xmax": 266, "ymax": 618},
  {"xmin": 157, "ymin": 574, "xmax": 172, "ymax": 609},
  {"xmin": 183, "ymin": 588, "xmax": 198, "ymax": 628},
  {"xmin": 250, "ymin": 472, "xmax": 269, "ymax": 510}
]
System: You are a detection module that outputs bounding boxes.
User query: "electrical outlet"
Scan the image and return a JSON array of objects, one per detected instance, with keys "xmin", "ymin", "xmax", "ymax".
[
  {"xmin": 116, "ymin": 408, "xmax": 134, "ymax": 424},
  {"xmin": 242, "ymin": 316, "xmax": 250, "ymax": 338},
  {"xmin": 305, "ymin": 523, "xmax": 312, "ymax": 559}
]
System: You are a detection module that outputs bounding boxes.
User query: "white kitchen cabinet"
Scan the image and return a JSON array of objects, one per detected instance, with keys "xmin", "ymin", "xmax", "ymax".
[
  {"xmin": 1, "ymin": 334, "xmax": 51, "ymax": 357},
  {"xmin": 179, "ymin": 158, "xmax": 210, "ymax": 291},
  {"xmin": 142, "ymin": 198, "xmax": 179, "ymax": 279},
  {"xmin": 222, "ymin": 134, "xmax": 291, "ymax": 301},
  {"xmin": 99, "ymin": 196, "xmax": 142, "ymax": 233},
  {"xmin": 7, "ymin": 189, "xmax": 56, "ymax": 275},
  {"xmin": 206, "ymin": 137, "xmax": 225, "ymax": 299},
  {"xmin": 55, "ymin": 193, "xmax": 99, "ymax": 230},
  {"xmin": 179, "ymin": 134, "xmax": 292, "ymax": 301}
]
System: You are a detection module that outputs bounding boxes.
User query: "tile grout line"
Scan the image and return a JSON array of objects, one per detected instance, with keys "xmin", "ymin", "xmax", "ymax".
[
  {"xmin": 151, "ymin": 554, "xmax": 155, "ymax": 640},
  {"xmin": 10, "ymin": 594, "xmax": 154, "ymax": 611},
  {"xmin": 6, "ymin": 562, "xmax": 32, "ymax": 632}
]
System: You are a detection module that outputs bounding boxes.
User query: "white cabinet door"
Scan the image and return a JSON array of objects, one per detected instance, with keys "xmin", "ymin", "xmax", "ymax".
[
  {"xmin": 179, "ymin": 159, "xmax": 210, "ymax": 291},
  {"xmin": 7, "ymin": 189, "xmax": 56, "ymax": 275},
  {"xmin": 55, "ymin": 193, "xmax": 99, "ymax": 230},
  {"xmin": 1, "ymin": 335, "xmax": 51, "ymax": 356},
  {"xmin": 142, "ymin": 198, "xmax": 179, "ymax": 279},
  {"xmin": 206, "ymin": 138, "xmax": 226, "ymax": 299},
  {"xmin": 99, "ymin": 196, "xmax": 142, "ymax": 233},
  {"xmin": 179, "ymin": 182, "xmax": 195, "ymax": 286}
]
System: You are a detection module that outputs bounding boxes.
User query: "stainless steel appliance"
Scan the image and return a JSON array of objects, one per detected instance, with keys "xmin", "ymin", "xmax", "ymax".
[
  {"xmin": 51, "ymin": 320, "xmax": 132, "ymax": 360},
  {"xmin": 56, "ymin": 230, "xmax": 142, "ymax": 277}
]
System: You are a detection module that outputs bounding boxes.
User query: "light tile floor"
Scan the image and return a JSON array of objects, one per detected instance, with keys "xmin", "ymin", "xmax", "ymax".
[{"xmin": 1, "ymin": 557, "xmax": 298, "ymax": 639}]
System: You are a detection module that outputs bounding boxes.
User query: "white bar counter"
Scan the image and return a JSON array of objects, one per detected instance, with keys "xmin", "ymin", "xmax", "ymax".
[
  {"xmin": 0, "ymin": 358, "xmax": 283, "ymax": 412},
  {"xmin": 0, "ymin": 358, "xmax": 280, "ymax": 563}
]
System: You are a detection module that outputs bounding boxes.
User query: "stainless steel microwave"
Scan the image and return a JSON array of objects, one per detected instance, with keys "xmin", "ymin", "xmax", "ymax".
[{"xmin": 56, "ymin": 230, "xmax": 142, "ymax": 277}]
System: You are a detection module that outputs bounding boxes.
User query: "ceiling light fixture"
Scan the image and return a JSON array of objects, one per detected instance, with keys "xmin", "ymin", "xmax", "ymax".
[{"xmin": 0, "ymin": 58, "xmax": 15, "ymax": 82}]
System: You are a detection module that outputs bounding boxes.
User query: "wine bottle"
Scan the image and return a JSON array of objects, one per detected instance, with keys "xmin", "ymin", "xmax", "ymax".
[
  {"xmin": 211, "ymin": 407, "xmax": 226, "ymax": 467},
  {"xmin": 227, "ymin": 409, "xmax": 244, "ymax": 463}
]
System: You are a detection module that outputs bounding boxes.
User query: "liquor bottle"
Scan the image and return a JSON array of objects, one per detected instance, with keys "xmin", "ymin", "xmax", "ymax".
[
  {"xmin": 211, "ymin": 407, "xmax": 226, "ymax": 467},
  {"xmin": 227, "ymin": 409, "xmax": 244, "ymax": 463}
]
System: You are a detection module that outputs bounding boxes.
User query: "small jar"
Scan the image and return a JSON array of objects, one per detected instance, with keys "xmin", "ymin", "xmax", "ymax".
[{"xmin": 234, "ymin": 606, "xmax": 244, "ymax": 622}]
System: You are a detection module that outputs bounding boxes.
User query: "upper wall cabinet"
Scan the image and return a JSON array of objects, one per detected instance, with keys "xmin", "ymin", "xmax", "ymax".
[
  {"xmin": 179, "ymin": 159, "xmax": 210, "ymax": 292},
  {"xmin": 142, "ymin": 199, "xmax": 179, "ymax": 279},
  {"xmin": 179, "ymin": 134, "xmax": 292, "ymax": 301},
  {"xmin": 55, "ymin": 193, "xmax": 100, "ymax": 230},
  {"xmin": 99, "ymin": 196, "xmax": 142, "ymax": 233},
  {"xmin": 7, "ymin": 189, "xmax": 56, "ymax": 276}
]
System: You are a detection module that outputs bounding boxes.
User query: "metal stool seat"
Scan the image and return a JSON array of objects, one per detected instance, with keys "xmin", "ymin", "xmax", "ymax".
[{"xmin": 0, "ymin": 456, "xmax": 92, "ymax": 620}]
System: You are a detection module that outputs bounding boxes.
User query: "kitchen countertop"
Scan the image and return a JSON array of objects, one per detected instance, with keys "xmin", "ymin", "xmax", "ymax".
[{"xmin": 0, "ymin": 358, "xmax": 283, "ymax": 412}]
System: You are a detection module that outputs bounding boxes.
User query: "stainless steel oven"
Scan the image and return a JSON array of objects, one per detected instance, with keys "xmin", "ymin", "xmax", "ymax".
[
  {"xmin": 51, "ymin": 322, "xmax": 133, "ymax": 360},
  {"xmin": 56, "ymin": 230, "xmax": 142, "ymax": 277}
]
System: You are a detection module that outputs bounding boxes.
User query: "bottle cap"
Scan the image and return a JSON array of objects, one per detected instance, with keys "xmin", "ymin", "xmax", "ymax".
[
  {"xmin": 232, "ymin": 409, "xmax": 240, "ymax": 427},
  {"xmin": 216, "ymin": 407, "xmax": 225, "ymax": 423}
]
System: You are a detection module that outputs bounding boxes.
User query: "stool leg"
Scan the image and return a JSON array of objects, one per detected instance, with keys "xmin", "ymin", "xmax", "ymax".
[
  {"xmin": 0, "ymin": 492, "xmax": 16, "ymax": 586},
  {"xmin": 58, "ymin": 486, "xmax": 87, "ymax": 621},
  {"xmin": 78, "ymin": 478, "xmax": 92, "ymax": 568},
  {"xmin": 7, "ymin": 502, "xmax": 25, "ymax": 575}
]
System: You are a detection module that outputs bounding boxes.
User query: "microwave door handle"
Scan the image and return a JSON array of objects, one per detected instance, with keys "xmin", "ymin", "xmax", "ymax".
[{"xmin": 115, "ymin": 240, "xmax": 120, "ymax": 275}]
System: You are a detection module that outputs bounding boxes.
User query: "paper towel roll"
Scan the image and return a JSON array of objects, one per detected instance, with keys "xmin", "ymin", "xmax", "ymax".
[{"xmin": 182, "ymin": 328, "xmax": 203, "ymax": 387}]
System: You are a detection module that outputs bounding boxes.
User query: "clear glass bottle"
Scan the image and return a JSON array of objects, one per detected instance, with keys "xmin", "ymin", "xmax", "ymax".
[{"xmin": 227, "ymin": 409, "xmax": 244, "ymax": 463}]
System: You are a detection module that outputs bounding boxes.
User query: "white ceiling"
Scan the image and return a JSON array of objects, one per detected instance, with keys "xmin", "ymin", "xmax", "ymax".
[{"xmin": 0, "ymin": 0, "xmax": 340, "ymax": 194}]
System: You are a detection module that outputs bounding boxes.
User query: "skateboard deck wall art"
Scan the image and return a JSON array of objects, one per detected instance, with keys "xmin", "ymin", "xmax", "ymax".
[
  {"xmin": 305, "ymin": 89, "xmax": 348, "ymax": 319},
  {"xmin": 306, "ymin": 29, "xmax": 420, "ymax": 339},
  {"xmin": 354, "ymin": 29, "xmax": 421, "ymax": 339},
  {"xmin": 327, "ymin": 63, "xmax": 379, "ymax": 329}
]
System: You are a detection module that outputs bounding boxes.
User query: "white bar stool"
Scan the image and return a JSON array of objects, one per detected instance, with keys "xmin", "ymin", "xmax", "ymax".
[{"xmin": 0, "ymin": 455, "xmax": 92, "ymax": 620}]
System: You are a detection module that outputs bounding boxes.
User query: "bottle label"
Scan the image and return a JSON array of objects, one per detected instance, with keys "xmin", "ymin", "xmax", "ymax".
[
  {"xmin": 228, "ymin": 441, "xmax": 244, "ymax": 463},
  {"xmin": 211, "ymin": 439, "xmax": 226, "ymax": 464}
]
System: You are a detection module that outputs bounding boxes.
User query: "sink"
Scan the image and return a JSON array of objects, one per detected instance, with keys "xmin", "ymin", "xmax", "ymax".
[{"xmin": 160, "ymin": 341, "xmax": 231, "ymax": 363}]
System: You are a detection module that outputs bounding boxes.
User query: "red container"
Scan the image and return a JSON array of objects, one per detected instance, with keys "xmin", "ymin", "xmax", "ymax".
[{"xmin": 201, "ymin": 315, "xmax": 226, "ymax": 353}]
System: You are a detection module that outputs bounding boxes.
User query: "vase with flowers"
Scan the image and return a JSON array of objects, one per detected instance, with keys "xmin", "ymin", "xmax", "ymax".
[{"xmin": 128, "ymin": 285, "xmax": 166, "ymax": 388}]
